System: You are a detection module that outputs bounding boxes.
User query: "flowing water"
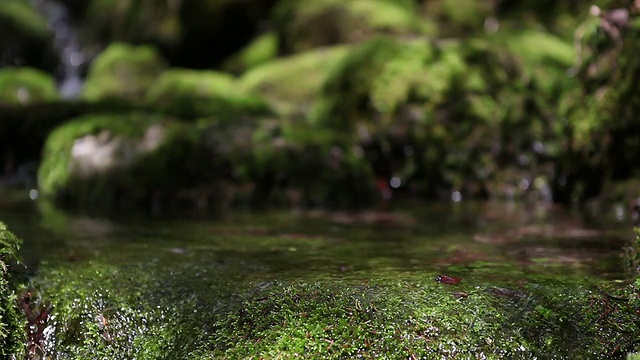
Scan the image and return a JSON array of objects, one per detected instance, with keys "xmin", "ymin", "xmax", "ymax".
[
  {"xmin": 1, "ymin": 195, "xmax": 633, "ymax": 284},
  {"xmin": 32, "ymin": 0, "xmax": 85, "ymax": 98}
]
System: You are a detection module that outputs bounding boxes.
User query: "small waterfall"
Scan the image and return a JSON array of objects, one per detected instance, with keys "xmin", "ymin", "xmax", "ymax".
[{"xmin": 32, "ymin": 0, "xmax": 85, "ymax": 99}]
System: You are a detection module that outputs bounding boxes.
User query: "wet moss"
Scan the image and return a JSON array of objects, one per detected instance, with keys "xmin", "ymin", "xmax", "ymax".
[
  {"xmin": 27, "ymin": 261, "xmax": 640, "ymax": 359},
  {"xmin": 82, "ymin": 43, "xmax": 167, "ymax": 102},
  {"xmin": 0, "ymin": 222, "xmax": 23, "ymax": 358},
  {"xmin": 0, "ymin": 67, "xmax": 59, "ymax": 105}
]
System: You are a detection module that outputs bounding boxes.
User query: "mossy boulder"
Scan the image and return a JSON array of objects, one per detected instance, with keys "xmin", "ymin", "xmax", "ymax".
[
  {"xmin": 82, "ymin": 43, "xmax": 167, "ymax": 102},
  {"xmin": 244, "ymin": 120, "xmax": 376, "ymax": 207},
  {"xmin": 24, "ymin": 251, "xmax": 640, "ymax": 358},
  {"xmin": 556, "ymin": 4, "xmax": 640, "ymax": 203},
  {"xmin": 239, "ymin": 46, "xmax": 350, "ymax": 117},
  {"xmin": 272, "ymin": 0, "xmax": 432, "ymax": 54},
  {"xmin": 145, "ymin": 68, "xmax": 271, "ymax": 119},
  {"xmin": 312, "ymin": 33, "xmax": 575, "ymax": 200},
  {"xmin": 0, "ymin": 67, "xmax": 59, "ymax": 105},
  {"xmin": 0, "ymin": 222, "xmax": 23, "ymax": 358},
  {"xmin": 38, "ymin": 113, "xmax": 215, "ymax": 209}
]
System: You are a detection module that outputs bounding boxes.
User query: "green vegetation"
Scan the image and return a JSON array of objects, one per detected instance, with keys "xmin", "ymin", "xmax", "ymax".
[
  {"xmin": 272, "ymin": 0, "xmax": 432, "ymax": 54},
  {"xmin": 0, "ymin": 222, "xmax": 23, "ymax": 358},
  {"xmin": 146, "ymin": 68, "xmax": 271, "ymax": 119},
  {"xmin": 21, "ymin": 237, "xmax": 640, "ymax": 358},
  {"xmin": 37, "ymin": 113, "xmax": 211, "ymax": 208},
  {"xmin": 239, "ymin": 45, "xmax": 350, "ymax": 117},
  {"xmin": 0, "ymin": 67, "xmax": 59, "ymax": 105},
  {"xmin": 82, "ymin": 43, "xmax": 167, "ymax": 102}
]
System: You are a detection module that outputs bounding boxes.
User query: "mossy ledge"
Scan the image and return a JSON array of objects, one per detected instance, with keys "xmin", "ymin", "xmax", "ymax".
[{"xmin": 23, "ymin": 258, "xmax": 640, "ymax": 359}]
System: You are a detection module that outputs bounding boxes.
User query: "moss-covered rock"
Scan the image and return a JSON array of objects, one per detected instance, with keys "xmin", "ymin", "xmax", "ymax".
[
  {"xmin": 38, "ymin": 113, "xmax": 214, "ymax": 209},
  {"xmin": 239, "ymin": 45, "xmax": 349, "ymax": 117},
  {"xmin": 311, "ymin": 33, "xmax": 576, "ymax": 200},
  {"xmin": 555, "ymin": 4, "xmax": 640, "ymax": 203},
  {"xmin": 0, "ymin": 67, "xmax": 59, "ymax": 105},
  {"xmin": 272, "ymin": 0, "xmax": 432, "ymax": 54},
  {"xmin": 82, "ymin": 43, "xmax": 167, "ymax": 102},
  {"xmin": 145, "ymin": 68, "xmax": 271, "ymax": 119},
  {"xmin": 245, "ymin": 120, "xmax": 376, "ymax": 207},
  {"xmin": 0, "ymin": 222, "xmax": 23, "ymax": 358},
  {"xmin": 25, "ymin": 257, "xmax": 640, "ymax": 359}
]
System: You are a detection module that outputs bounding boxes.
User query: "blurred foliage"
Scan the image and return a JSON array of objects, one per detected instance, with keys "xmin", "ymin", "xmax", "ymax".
[
  {"xmin": 0, "ymin": 66, "xmax": 59, "ymax": 105},
  {"xmin": 272, "ymin": 0, "xmax": 432, "ymax": 54},
  {"xmin": 82, "ymin": 42, "xmax": 167, "ymax": 102}
]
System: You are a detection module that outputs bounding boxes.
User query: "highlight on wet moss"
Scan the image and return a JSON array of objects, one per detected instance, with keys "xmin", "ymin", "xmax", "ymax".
[{"xmin": 0, "ymin": 221, "xmax": 24, "ymax": 358}]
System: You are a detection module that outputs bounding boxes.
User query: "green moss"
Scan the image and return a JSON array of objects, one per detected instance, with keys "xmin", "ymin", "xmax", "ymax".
[
  {"xmin": 28, "ymin": 260, "xmax": 640, "ymax": 358},
  {"xmin": 146, "ymin": 68, "xmax": 271, "ymax": 119},
  {"xmin": 0, "ymin": 0, "xmax": 49, "ymax": 40},
  {"xmin": 0, "ymin": 67, "xmax": 59, "ymax": 105},
  {"xmin": 314, "ymin": 36, "xmax": 435, "ymax": 130},
  {"xmin": 239, "ymin": 46, "xmax": 350, "ymax": 117},
  {"xmin": 37, "ymin": 112, "xmax": 212, "ymax": 207},
  {"xmin": 223, "ymin": 32, "xmax": 279, "ymax": 74},
  {"xmin": 0, "ymin": 222, "xmax": 23, "ymax": 358},
  {"xmin": 272, "ymin": 0, "xmax": 431, "ymax": 53},
  {"xmin": 82, "ymin": 43, "xmax": 167, "ymax": 102}
]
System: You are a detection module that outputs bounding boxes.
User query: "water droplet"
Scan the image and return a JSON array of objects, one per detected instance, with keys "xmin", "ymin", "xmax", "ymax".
[{"xmin": 389, "ymin": 177, "xmax": 401, "ymax": 189}]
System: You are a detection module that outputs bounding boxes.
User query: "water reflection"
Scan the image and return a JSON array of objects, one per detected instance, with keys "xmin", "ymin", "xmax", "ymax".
[{"xmin": 0, "ymin": 198, "xmax": 634, "ymax": 283}]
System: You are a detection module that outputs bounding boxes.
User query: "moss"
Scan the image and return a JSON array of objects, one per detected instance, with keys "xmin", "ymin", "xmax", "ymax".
[
  {"xmin": 0, "ymin": 222, "xmax": 23, "ymax": 358},
  {"xmin": 246, "ymin": 120, "xmax": 377, "ymax": 208},
  {"xmin": 0, "ymin": 0, "xmax": 50, "ymax": 44},
  {"xmin": 239, "ymin": 46, "xmax": 350, "ymax": 117},
  {"xmin": 27, "ymin": 260, "xmax": 640, "ymax": 359},
  {"xmin": 82, "ymin": 43, "xmax": 167, "ymax": 102},
  {"xmin": 272, "ymin": 0, "xmax": 432, "ymax": 54},
  {"xmin": 146, "ymin": 68, "xmax": 271, "ymax": 119},
  {"xmin": 0, "ymin": 67, "xmax": 59, "ymax": 105},
  {"xmin": 554, "ymin": 4, "xmax": 640, "ymax": 202},
  {"xmin": 37, "ymin": 112, "xmax": 214, "ymax": 208},
  {"xmin": 223, "ymin": 31, "xmax": 279, "ymax": 74}
]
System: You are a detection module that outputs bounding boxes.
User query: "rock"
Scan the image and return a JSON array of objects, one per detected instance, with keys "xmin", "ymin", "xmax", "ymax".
[
  {"xmin": 81, "ymin": 43, "xmax": 167, "ymax": 102},
  {"xmin": 38, "ymin": 113, "xmax": 214, "ymax": 209}
]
